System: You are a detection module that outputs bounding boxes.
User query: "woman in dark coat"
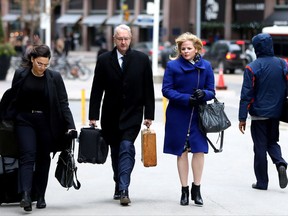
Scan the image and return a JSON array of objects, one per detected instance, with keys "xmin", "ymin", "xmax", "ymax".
[
  {"xmin": 162, "ymin": 32, "xmax": 215, "ymax": 206},
  {"xmin": 10, "ymin": 45, "xmax": 75, "ymax": 211}
]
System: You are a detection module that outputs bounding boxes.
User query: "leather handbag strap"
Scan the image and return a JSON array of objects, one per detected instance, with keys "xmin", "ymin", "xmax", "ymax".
[
  {"xmin": 205, "ymin": 131, "xmax": 224, "ymax": 153},
  {"xmin": 70, "ymin": 137, "xmax": 81, "ymax": 190}
]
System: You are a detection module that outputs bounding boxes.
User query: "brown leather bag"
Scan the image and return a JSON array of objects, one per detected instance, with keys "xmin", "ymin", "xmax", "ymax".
[{"xmin": 141, "ymin": 128, "xmax": 157, "ymax": 167}]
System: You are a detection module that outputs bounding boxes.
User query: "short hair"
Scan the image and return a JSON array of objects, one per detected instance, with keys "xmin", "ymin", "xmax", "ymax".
[{"xmin": 113, "ymin": 24, "xmax": 132, "ymax": 38}]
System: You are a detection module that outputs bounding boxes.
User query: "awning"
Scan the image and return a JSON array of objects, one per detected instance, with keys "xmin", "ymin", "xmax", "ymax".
[
  {"xmin": 23, "ymin": 14, "xmax": 39, "ymax": 22},
  {"xmin": 133, "ymin": 14, "xmax": 163, "ymax": 27},
  {"xmin": 82, "ymin": 15, "xmax": 107, "ymax": 26},
  {"xmin": 264, "ymin": 10, "xmax": 288, "ymax": 26},
  {"xmin": 56, "ymin": 14, "xmax": 82, "ymax": 25},
  {"xmin": 106, "ymin": 15, "xmax": 133, "ymax": 26},
  {"xmin": 2, "ymin": 14, "xmax": 20, "ymax": 22}
]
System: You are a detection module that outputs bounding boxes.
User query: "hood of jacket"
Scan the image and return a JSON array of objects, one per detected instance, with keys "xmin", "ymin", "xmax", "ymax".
[{"xmin": 252, "ymin": 33, "xmax": 274, "ymax": 58}]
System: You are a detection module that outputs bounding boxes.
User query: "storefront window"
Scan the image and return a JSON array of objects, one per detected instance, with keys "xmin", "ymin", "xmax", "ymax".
[
  {"xmin": 277, "ymin": 0, "xmax": 288, "ymax": 5},
  {"xmin": 9, "ymin": 0, "xmax": 21, "ymax": 10},
  {"xmin": 68, "ymin": 0, "xmax": 83, "ymax": 10},
  {"xmin": 91, "ymin": 0, "xmax": 107, "ymax": 10}
]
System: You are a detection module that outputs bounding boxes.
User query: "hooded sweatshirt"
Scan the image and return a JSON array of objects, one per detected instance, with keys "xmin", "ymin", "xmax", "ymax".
[{"xmin": 238, "ymin": 33, "xmax": 288, "ymax": 121}]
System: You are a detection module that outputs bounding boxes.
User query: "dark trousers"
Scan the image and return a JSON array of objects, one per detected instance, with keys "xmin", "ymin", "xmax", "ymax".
[
  {"xmin": 110, "ymin": 140, "xmax": 135, "ymax": 191},
  {"xmin": 251, "ymin": 119, "xmax": 287, "ymax": 188},
  {"xmin": 15, "ymin": 112, "xmax": 52, "ymax": 196}
]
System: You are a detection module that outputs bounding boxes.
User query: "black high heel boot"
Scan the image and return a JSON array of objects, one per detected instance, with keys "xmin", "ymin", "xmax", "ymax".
[
  {"xmin": 180, "ymin": 186, "xmax": 189, "ymax": 205},
  {"xmin": 20, "ymin": 191, "xmax": 32, "ymax": 211},
  {"xmin": 36, "ymin": 195, "xmax": 46, "ymax": 209},
  {"xmin": 191, "ymin": 183, "xmax": 203, "ymax": 206}
]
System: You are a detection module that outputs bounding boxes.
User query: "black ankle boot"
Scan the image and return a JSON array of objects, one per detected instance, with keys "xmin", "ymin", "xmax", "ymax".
[
  {"xmin": 191, "ymin": 183, "xmax": 203, "ymax": 206},
  {"xmin": 20, "ymin": 191, "xmax": 32, "ymax": 211},
  {"xmin": 36, "ymin": 196, "xmax": 46, "ymax": 209},
  {"xmin": 180, "ymin": 186, "xmax": 189, "ymax": 205}
]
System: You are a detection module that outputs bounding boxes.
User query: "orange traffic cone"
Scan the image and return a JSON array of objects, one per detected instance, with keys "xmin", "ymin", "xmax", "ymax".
[{"xmin": 216, "ymin": 67, "xmax": 227, "ymax": 90}]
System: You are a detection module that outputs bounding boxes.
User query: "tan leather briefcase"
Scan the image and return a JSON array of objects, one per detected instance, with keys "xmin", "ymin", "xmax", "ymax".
[{"xmin": 141, "ymin": 128, "xmax": 157, "ymax": 167}]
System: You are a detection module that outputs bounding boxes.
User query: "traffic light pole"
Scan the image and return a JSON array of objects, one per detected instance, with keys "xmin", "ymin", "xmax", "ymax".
[{"xmin": 152, "ymin": 0, "xmax": 160, "ymax": 76}]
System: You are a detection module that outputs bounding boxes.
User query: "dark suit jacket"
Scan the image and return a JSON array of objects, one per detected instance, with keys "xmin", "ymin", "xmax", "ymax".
[
  {"xmin": 89, "ymin": 47, "xmax": 155, "ymax": 145},
  {"xmin": 7, "ymin": 67, "xmax": 75, "ymax": 152}
]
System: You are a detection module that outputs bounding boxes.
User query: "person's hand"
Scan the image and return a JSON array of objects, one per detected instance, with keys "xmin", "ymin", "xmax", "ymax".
[
  {"xmin": 239, "ymin": 121, "xmax": 246, "ymax": 134},
  {"xmin": 67, "ymin": 129, "xmax": 77, "ymax": 138},
  {"xmin": 143, "ymin": 119, "xmax": 152, "ymax": 128},
  {"xmin": 189, "ymin": 96, "xmax": 198, "ymax": 107},
  {"xmin": 194, "ymin": 89, "xmax": 205, "ymax": 100},
  {"xmin": 89, "ymin": 120, "xmax": 97, "ymax": 127}
]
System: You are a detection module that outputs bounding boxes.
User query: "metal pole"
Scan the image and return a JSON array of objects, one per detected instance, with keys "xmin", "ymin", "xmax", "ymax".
[
  {"xmin": 196, "ymin": 0, "xmax": 201, "ymax": 38},
  {"xmin": 45, "ymin": 0, "xmax": 51, "ymax": 48},
  {"xmin": 152, "ymin": 0, "xmax": 160, "ymax": 76}
]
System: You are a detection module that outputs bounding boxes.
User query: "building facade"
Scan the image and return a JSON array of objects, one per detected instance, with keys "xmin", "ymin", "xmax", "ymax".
[{"xmin": 1, "ymin": 0, "xmax": 287, "ymax": 51}]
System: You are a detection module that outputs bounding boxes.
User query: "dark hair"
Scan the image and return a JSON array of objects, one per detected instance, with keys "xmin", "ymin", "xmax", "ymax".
[{"xmin": 21, "ymin": 44, "xmax": 51, "ymax": 68}]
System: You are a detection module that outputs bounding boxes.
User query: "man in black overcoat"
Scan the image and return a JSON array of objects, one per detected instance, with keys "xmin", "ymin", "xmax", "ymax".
[{"xmin": 89, "ymin": 24, "xmax": 155, "ymax": 206}]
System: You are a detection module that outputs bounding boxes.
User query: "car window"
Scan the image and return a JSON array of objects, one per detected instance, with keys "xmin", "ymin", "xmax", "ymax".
[{"xmin": 229, "ymin": 44, "xmax": 241, "ymax": 51}]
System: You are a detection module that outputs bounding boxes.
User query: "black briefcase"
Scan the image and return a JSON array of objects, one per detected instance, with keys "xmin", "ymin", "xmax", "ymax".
[{"xmin": 77, "ymin": 127, "xmax": 108, "ymax": 164}]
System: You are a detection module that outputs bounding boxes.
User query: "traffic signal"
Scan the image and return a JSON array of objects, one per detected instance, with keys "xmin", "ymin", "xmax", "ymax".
[{"xmin": 124, "ymin": 10, "xmax": 130, "ymax": 21}]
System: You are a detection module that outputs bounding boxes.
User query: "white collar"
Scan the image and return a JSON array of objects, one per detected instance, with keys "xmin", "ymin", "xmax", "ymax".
[{"xmin": 116, "ymin": 50, "xmax": 124, "ymax": 60}]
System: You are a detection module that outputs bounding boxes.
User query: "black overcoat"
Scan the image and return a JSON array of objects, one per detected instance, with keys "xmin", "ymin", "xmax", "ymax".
[
  {"xmin": 1, "ymin": 67, "xmax": 75, "ymax": 152},
  {"xmin": 89, "ymin": 47, "xmax": 155, "ymax": 145}
]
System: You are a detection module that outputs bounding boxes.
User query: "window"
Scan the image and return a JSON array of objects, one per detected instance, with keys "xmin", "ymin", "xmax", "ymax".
[
  {"xmin": 91, "ymin": 0, "xmax": 107, "ymax": 10},
  {"xmin": 68, "ymin": 0, "xmax": 83, "ymax": 10},
  {"xmin": 9, "ymin": 0, "xmax": 21, "ymax": 11}
]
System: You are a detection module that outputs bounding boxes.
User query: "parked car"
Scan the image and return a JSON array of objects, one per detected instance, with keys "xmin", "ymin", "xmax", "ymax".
[
  {"xmin": 245, "ymin": 44, "xmax": 256, "ymax": 64},
  {"xmin": 132, "ymin": 41, "xmax": 164, "ymax": 64},
  {"xmin": 202, "ymin": 40, "xmax": 249, "ymax": 74}
]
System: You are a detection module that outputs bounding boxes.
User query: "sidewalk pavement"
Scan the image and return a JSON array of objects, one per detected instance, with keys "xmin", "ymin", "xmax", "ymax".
[{"xmin": 1, "ymin": 52, "xmax": 288, "ymax": 215}]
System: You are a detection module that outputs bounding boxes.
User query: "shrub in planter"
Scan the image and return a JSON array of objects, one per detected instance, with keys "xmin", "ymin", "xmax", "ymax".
[{"xmin": 0, "ymin": 43, "xmax": 16, "ymax": 80}]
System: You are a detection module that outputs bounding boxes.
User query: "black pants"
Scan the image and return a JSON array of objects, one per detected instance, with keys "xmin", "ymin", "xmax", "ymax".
[
  {"xmin": 15, "ymin": 112, "xmax": 52, "ymax": 196},
  {"xmin": 251, "ymin": 119, "xmax": 287, "ymax": 188}
]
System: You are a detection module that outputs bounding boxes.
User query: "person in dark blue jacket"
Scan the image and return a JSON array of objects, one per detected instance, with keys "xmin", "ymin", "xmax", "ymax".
[
  {"xmin": 162, "ymin": 32, "xmax": 215, "ymax": 206},
  {"xmin": 238, "ymin": 33, "xmax": 288, "ymax": 190}
]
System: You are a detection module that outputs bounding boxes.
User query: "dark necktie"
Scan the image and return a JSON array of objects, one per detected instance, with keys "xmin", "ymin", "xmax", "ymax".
[{"xmin": 121, "ymin": 56, "xmax": 125, "ymax": 71}]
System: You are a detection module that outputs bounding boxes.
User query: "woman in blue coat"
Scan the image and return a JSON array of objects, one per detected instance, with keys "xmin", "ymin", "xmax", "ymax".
[{"xmin": 162, "ymin": 32, "xmax": 215, "ymax": 206}]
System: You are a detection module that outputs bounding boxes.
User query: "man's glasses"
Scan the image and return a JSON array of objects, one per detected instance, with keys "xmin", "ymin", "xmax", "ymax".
[
  {"xmin": 35, "ymin": 60, "xmax": 50, "ymax": 69},
  {"xmin": 115, "ymin": 37, "xmax": 131, "ymax": 42}
]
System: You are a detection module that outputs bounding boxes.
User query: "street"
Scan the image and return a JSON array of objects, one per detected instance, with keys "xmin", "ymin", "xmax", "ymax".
[{"xmin": 1, "ymin": 71, "xmax": 288, "ymax": 215}]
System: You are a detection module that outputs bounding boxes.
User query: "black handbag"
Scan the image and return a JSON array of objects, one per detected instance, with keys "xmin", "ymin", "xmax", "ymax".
[
  {"xmin": 55, "ymin": 131, "xmax": 81, "ymax": 190},
  {"xmin": 198, "ymin": 98, "xmax": 231, "ymax": 133},
  {"xmin": 198, "ymin": 98, "xmax": 231, "ymax": 153},
  {"xmin": 77, "ymin": 127, "xmax": 108, "ymax": 164}
]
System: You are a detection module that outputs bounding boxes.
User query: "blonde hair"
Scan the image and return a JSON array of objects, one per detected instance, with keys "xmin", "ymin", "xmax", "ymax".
[{"xmin": 171, "ymin": 32, "xmax": 203, "ymax": 60}]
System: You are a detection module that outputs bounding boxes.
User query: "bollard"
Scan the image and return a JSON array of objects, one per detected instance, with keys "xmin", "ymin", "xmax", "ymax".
[
  {"xmin": 162, "ymin": 97, "xmax": 168, "ymax": 123},
  {"xmin": 81, "ymin": 89, "xmax": 86, "ymax": 125}
]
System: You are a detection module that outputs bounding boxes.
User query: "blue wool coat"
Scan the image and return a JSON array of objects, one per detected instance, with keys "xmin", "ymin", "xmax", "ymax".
[{"xmin": 162, "ymin": 56, "xmax": 215, "ymax": 156}]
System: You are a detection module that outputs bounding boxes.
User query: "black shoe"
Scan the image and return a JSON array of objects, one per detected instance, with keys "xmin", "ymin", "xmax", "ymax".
[
  {"xmin": 180, "ymin": 186, "xmax": 189, "ymax": 206},
  {"xmin": 36, "ymin": 196, "xmax": 46, "ymax": 209},
  {"xmin": 113, "ymin": 190, "xmax": 121, "ymax": 200},
  {"xmin": 20, "ymin": 191, "xmax": 32, "ymax": 211},
  {"xmin": 191, "ymin": 183, "xmax": 203, "ymax": 206},
  {"xmin": 120, "ymin": 190, "xmax": 131, "ymax": 206},
  {"xmin": 277, "ymin": 165, "xmax": 288, "ymax": 189},
  {"xmin": 24, "ymin": 204, "xmax": 32, "ymax": 212},
  {"xmin": 252, "ymin": 183, "xmax": 267, "ymax": 190}
]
